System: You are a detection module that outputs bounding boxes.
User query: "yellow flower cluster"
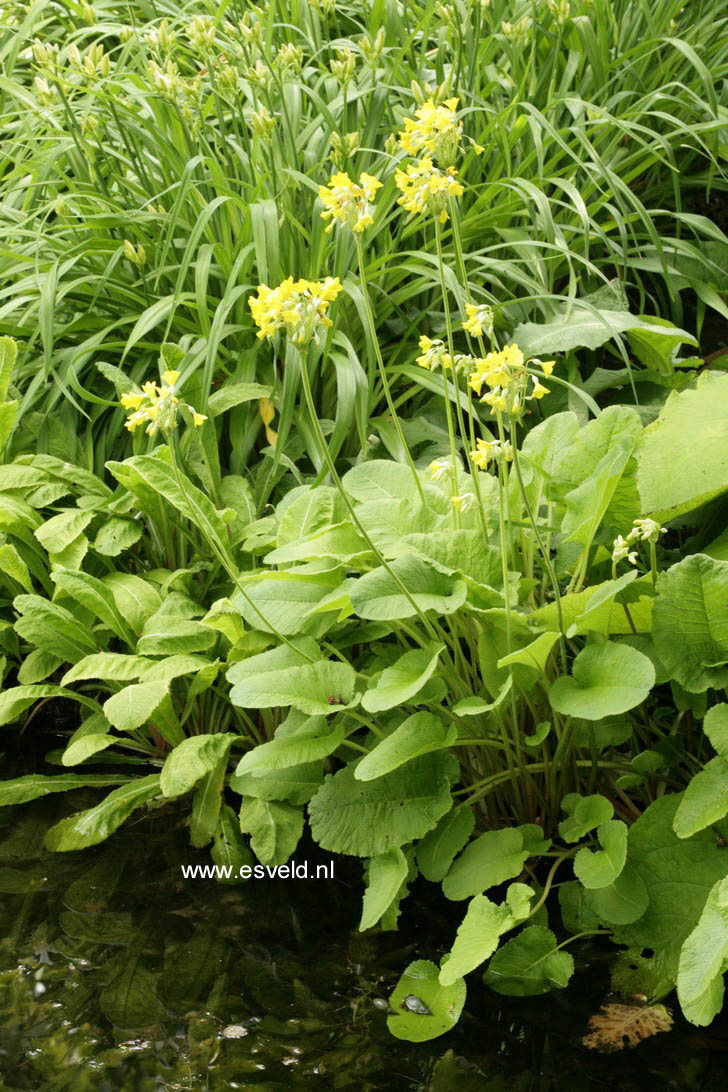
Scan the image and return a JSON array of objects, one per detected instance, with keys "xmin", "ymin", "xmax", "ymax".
[
  {"xmin": 248, "ymin": 276, "xmax": 342, "ymax": 346},
  {"xmin": 319, "ymin": 171, "xmax": 382, "ymax": 234},
  {"xmin": 121, "ymin": 370, "xmax": 207, "ymax": 435},
  {"xmin": 470, "ymin": 438, "xmax": 513, "ymax": 469},
  {"xmin": 463, "ymin": 303, "xmax": 494, "ymax": 340},
  {"xmin": 395, "ymin": 157, "xmax": 464, "ymax": 223},
  {"xmin": 416, "ymin": 334, "xmax": 452, "ymax": 370},
  {"xmin": 468, "ymin": 344, "xmax": 554, "ymax": 417},
  {"xmin": 398, "ymin": 97, "xmax": 462, "ymax": 166}
]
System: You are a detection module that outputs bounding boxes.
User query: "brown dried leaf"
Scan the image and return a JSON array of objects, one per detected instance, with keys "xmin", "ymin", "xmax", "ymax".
[{"xmin": 583, "ymin": 1001, "xmax": 673, "ymax": 1051}]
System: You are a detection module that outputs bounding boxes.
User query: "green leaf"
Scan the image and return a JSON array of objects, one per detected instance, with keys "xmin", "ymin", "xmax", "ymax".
[
  {"xmin": 266, "ymin": 521, "xmax": 371, "ymax": 566},
  {"xmin": 673, "ymin": 757, "xmax": 728, "ymax": 838},
  {"xmin": 677, "ymin": 877, "xmax": 728, "ymax": 1026},
  {"xmin": 627, "ymin": 316, "xmax": 697, "ymax": 373},
  {"xmin": 160, "ymin": 734, "xmax": 236, "ymax": 798},
  {"xmin": 360, "ymin": 848, "xmax": 409, "ymax": 930},
  {"xmin": 232, "ymin": 714, "xmax": 345, "ymax": 775},
  {"xmin": 652, "ymin": 555, "xmax": 728, "ymax": 693},
  {"xmin": 615, "ymin": 795, "xmax": 728, "ymax": 977},
  {"xmin": 584, "ymin": 861, "xmax": 650, "ymax": 926},
  {"xmin": 417, "ymin": 806, "xmax": 476, "ymax": 883},
  {"xmin": 0, "ymin": 337, "xmax": 17, "ymax": 401},
  {"xmin": 93, "ymin": 518, "xmax": 143, "ymax": 557},
  {"xmin": 343, "ymin": 460, "xmax": 426, "ymax": 504},
  {"xmin": 0, "ymin": 684, "xmax": 98, "ymax": 727},
  {"xmin": 362, "ymin": 642, "xmax": 444, "ymax": 713},
  {"xmin": 574, "ymin": 820, "xmax": 628, "ymax": 889},
  {"xmin": 0, "ymin": 543, "xmax": 32, "ymax": 593},
  {"xmin": 442, "ymin": 830, "xmax": 528, "ymax": 901},
  {"xmin": 355, "ymin": 713, "xmax": 456, "ymax": 781},
  {"xmin": 233, "ymin": 570, "xmax": 341, "ymax": 635},
  {"xmin": 558, "ymin": 793, "xmax": 614, "ymax": 842},
  {"xmin": 308, "ymin": 754, "xmax": 454, "ymax": 857},
  {"xmin": 638, "ymin": 372, "xmax": 728, "ymax": 521},
  {"xmin": 231, "ymin": 762, "xmax": 322, "ymax": 804},
  {"xmin": 497, "ymin": 632, "xmax": 560, "ymax": 674},
  {"xmin": 705, "ymin": 704, "xmax": 728, "ymax": 756},
  {"xmin": 14, "ymin": 594, "xmax": 98, "ymax": 662},
  {"xmin": 208, "ymin": 381, "xmax": 272, "ymax": 416},
  {"xmin": 439, "ymin": 895, "xmax": 513, "ymax": 985},
  {"xmin": 102, "ymin": 573, "xmax": 161, "ymax": 634},
  {"xmin": 190, "ymin": 754, "xmax": 228, "ymax": 848},
  {"xmin": 103, "ymin": 681, "xmax": 169, "ymax": 731},
  {"xmin": 34, "ymin": 510, "xmax": 93, "ymax": 553},
  {"xmin": 387, "ymin": 959, "xmax": 466, "ymax": 1042},
  {"xmin": 549, "ymin": 642, "xmax": 654, "ymax": 719},
  {"xmin": 0, "ymin": 773, "xmax": 130, "ymax": 806},
  {"xmin": 100, "ymin": 958, "xmax": 164, "ymax": 1028},
  {"xmin": 137, "ymin": 620, "xmax": 217, "ymax": 656},
  {"xmin": 513, "ymin": 308, "xmax": 639, "ymax": 354},
  {"xmin": 239, "ymin": 798, "xmax": 303, "ymax": 866},
  {"xmin": 44, "ymin": 776, "xmax": 161, "ymax": 851},
  {"xmin": 230, "ymin": 656, "xmax": 357, "ymax": 716},
  {"xmin": 62, "ymin": 734, "xmax": 118, "ymax": 766},
  {"xmin": 52, "ymin": 569, "xmax": 135, "ymax": 644},
  {"xmin": 211, "ymin": 805, "xmax": 253, "ymax": 881},
  {"xmin": 483, "ymin": 926, "xmax": 574, "ymax": 996},
  {"xmin": 107, "ymin": 452, "xmax": 233, "ymax": 563},
  {"xmin": 350, "ymin": 557, "xmax": 466, "ymax": 621}
]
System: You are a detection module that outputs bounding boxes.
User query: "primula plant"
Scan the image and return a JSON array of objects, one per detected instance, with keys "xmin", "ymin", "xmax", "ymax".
[{"xmin": 1, "ymin": 0, "xmax": 728, "ymax": 1051}]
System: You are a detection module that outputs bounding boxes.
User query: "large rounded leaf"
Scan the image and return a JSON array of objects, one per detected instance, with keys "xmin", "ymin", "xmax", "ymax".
[
  {"xmin": 350, "ymin": 557, "xmax": 466, "ymax": 621},
  {"xmin": 549, "ymin": 641, "xmax": 654, "ymax": 720},
  {"xmin": 483, "ymin": 925, "xmax": 574, "ymax": 996},
  {"xmin": 308, "ymin": 753, "xmax": 455, "ymax": 857},
  {"xmin": 387, "ymin": 960, "xmax": 466, "ymax": 1042}
]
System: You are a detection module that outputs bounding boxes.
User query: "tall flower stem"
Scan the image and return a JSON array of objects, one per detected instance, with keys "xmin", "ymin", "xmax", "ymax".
[
  {"xmin": 434, "ymin": 218, "xmax": 489, "ymax": 536},
  {"xmin": 354, "ymin": 235, "xmax": 425, "ymax": 504},
  {"xmin": 296, "ymin": 346, "xmax": 451, "ymax": 650},
  {"xmin": 508, "ymin": 419, "xmax": 567, "ymax": 670}
]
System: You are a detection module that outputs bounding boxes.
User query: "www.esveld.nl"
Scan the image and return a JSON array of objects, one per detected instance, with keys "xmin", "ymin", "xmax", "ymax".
[{"xmin": 180, "ymin": 859, "xmax": 335, "ymax": 881}]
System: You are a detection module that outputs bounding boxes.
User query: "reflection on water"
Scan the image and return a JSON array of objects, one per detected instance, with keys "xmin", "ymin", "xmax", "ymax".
[{"xmin": 1, "ymin": 789, "xmax": 728, "ymax": 1091}]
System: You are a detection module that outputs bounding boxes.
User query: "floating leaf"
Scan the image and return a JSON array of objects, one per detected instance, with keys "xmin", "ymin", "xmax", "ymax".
[
  {"xmin": 387, "ymin": 959, "xmax": 466, "ymax": 1042},
  {"xmin": 583, "ymin": 1002, "xmax": 673, "ymax": 1051}
]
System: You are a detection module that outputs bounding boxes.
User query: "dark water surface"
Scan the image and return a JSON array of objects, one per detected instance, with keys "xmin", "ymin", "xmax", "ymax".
[{"xmin": 1, "ymin": 790, "xmax": 728, "ymax": 1091}]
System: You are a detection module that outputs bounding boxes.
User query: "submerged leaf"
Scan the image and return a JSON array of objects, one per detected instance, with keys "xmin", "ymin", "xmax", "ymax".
[{"xmin": 583, "ymin": 1002, "xmax": 673, "ymax": 1051}]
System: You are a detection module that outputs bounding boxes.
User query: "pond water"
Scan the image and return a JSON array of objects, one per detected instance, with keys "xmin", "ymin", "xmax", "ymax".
[{"xmin": 1, "ymin": 789, "xmax": 728, "ymax": 1091}]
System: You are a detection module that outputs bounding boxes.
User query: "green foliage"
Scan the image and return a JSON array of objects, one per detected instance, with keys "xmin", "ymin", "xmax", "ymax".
[{"xmin": 0, "ymin": 0, "xmax": 727, "ymax": 1044}]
